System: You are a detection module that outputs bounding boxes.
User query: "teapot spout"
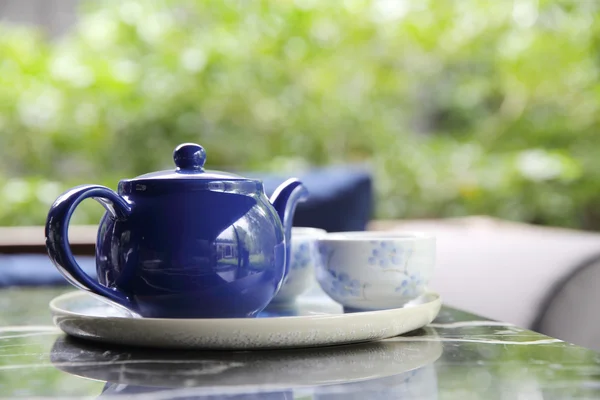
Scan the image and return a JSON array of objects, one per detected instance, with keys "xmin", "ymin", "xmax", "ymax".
[{"xmin": 269, "ymin": 178, "xmax": 309, "ymax": 273}]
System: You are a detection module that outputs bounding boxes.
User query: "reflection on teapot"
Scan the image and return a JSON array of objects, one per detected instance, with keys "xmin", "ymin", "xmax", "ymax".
[{"xmin": 50, "ymin": 329, "xmax": 442, "ymax": 397}]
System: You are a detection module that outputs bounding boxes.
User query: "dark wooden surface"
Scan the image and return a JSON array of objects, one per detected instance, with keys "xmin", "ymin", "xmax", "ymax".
[
  {"xmin": 0, "ymin": 217, "xmax": 555, "ymax": 255},
  {"xmin": 0, "ymin": 226, "xmax": 97, "ymax": 255}
]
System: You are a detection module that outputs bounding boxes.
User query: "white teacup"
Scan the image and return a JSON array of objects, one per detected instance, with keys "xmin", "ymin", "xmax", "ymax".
[
  {"xmin": 316, "ymin": 232, "xmax": 435, "ymax": 311},
  {"xmin": 271, "ymin": 227, "xmax": 328, "ymax": 304}
]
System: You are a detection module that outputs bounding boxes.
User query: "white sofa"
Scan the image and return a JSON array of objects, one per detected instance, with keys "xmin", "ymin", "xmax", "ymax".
[{"xmin": 369, "ymin": 217, "xmax": 600, "ymax": 351}]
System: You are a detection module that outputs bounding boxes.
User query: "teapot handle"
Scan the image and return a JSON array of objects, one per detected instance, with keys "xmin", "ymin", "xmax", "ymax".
[{"xmin": 45, "ymin": 185, "xmax": 135, "ymax": 310}]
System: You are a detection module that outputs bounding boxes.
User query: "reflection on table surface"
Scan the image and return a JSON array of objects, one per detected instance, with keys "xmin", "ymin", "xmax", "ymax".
[
  {"xmin": 0, "ymin": 288, "xmax": 600, "ymax": 399},
  {"xmin": 51, "ymin": 329, "xmax": 440, "ymax": 399}
]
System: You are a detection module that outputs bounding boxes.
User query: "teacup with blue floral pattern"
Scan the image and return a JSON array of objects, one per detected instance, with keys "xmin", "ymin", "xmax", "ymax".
[
  {"xmin": 316, "ymin": 232, "xmax": 435, "ymax": 311},
  {"xmin": 271, "ymin": 227, "xmax": 327, "ymax": 304}
]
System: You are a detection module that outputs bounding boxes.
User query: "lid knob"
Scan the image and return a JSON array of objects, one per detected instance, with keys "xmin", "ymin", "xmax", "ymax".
[{"xmin": 173, "ymin": 143, "xmax": 206, "ymax": 171}]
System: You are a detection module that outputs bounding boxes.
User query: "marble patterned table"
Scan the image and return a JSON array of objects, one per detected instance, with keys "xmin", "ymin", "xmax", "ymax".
[{"xmin": 0, "ymin": 287, "xmax": 599, "ymax": 399}]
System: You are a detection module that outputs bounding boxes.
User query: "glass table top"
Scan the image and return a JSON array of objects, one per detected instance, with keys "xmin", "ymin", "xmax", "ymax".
[{"xmin": 0, "ymin": 287, "xmax": 599, "ymax": 399}]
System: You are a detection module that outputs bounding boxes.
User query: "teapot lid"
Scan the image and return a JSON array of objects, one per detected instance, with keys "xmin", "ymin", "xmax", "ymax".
[{"xmin": 128, "ymin": 143, "xmax": 249, "ymax": 182}]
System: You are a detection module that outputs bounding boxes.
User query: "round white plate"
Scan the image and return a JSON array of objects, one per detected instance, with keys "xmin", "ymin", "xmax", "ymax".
[{"xmin": 49, "ymin": 290, "xmax": 441, "ymax": 350}]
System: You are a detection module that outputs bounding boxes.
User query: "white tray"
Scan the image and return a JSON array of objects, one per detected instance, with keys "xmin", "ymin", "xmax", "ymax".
[{"xmin": 49, "ymin": 290, "xmax": 441, "ymax": 350}]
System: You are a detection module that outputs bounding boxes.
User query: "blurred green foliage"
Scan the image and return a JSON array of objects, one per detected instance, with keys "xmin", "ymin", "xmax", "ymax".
[{"xmin": 1, "ymin": 0, "xmax": 599, "ymax": 229}]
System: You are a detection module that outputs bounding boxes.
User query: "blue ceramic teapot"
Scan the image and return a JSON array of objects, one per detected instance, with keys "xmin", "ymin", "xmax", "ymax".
[{"xmin": 45, "ymin": 143, "xmax": 308, "ymax": 318}]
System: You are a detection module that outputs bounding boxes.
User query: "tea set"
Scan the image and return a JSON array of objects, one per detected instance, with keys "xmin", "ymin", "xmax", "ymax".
[{"xmin": 45, "ymin": 143, "xmax": 441, "ymax": 349}]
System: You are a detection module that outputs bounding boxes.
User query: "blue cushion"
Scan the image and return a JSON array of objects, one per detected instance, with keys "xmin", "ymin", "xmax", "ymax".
[
  {"xmin": 0, "ymin": 165, "xmax": 372, "ymax": 288},
  {"xmin": 0, "ymin": 254, "xmax": 96, "ymax": 288},
  {"xmin": 248, "ymin": 164, "xmax": 373, "ymax": 232}
]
